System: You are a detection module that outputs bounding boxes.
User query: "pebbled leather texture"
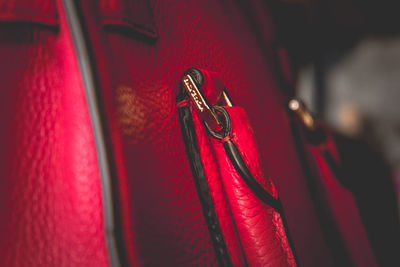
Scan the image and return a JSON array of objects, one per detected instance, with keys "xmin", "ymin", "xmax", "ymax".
[
  {"xmin": 0, "ymin": 0, "xmax": 110, "ymax": 266},
  {"xmin": 210, "ymin": 107, "xmax": 296, "ymax": 267},
  {"xmin": 0, "ymin": 0, "xmax": 58, "ymax": 26},
  {"xmin": 190, "ymin": 102, "xmax": 248, "ymax": 267},
  {"xmin": 96, "ymin": 1, "xmax": 337, "ymax": 264},
  {"xmin": 0, "ymin": 0, "xmax": 380, "ymax": 266},
  {"xmin": 190, "ymin": 102, "xmax": 296, "ymax": 266},
  {"xmin": 177, "ymin": 101, "xmax": 237, "ymax": 267}
]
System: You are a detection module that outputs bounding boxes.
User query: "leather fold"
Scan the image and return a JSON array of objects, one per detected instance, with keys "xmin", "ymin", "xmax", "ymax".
[
  {"xmin": 100, "ymin": 0, "xmax": 158, "ymax": 40},
  {"xmin": 177, "ymin": 69, "xmax": 297, "ymax": 267},
  {"xmin": 304, "ymin": 124, "xmax": 378, "ymax": 267},
  {"xmin": 0, "ymin": 0, "xmax": 58, "ymax": 26},
  {"xmin": 207, "ymin": 106, "xmax": 296, "ymax": 267}
]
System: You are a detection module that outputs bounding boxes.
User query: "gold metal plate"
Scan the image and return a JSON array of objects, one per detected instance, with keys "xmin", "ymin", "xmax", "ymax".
[{"xmin": 182, "ymin": 74, "xmax": 222, "ymax": 129}]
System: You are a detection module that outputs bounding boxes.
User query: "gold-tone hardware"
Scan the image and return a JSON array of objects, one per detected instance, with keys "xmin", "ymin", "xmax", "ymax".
[
  {"xmin": 288, "ymin": 99, "xmax": 316, "ymax": 131},
  {"xmin": 181, "ymin": 74, "xmax": 222, "ymax": 129},
  {"xmin": 221, "ymin": 91, "xmax": 233, "ymax": 107}
]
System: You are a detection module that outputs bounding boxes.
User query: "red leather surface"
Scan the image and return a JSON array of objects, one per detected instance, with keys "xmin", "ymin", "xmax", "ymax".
[
  {"xmin": 0, "ymin": 0, "xmax": 379, "ymax": 266},
  {"xmin": 76, "ymin": 1, "xmax": 219, "ymax": 266},
  {"xmin": 214, "ymin": 107, "xmax": 295, "ymax": 266},
  {"xmin": 306, "ymin": 128, "xmax": 378, "ymax": 267},
  {"xmin": 95, "ymin": 1, "xmax": 336, "ymax": 265},
  {"xmin": 190, "ymin": 102, "xmax": 247, "ymax": 267},
  {"xmin": 100, "ymin": 0, "xmax": 157, "ymax": 38},
  {"xmin": 0, "ymin": 0, "xmax": 110, "ymax": 266},
  {"xmin": 192, "ymin": 103, "xmax": 296, "ymax": 266},
  {"xmin": 0, "ymin": 0, "xmax": 58, "ymax": 25}
]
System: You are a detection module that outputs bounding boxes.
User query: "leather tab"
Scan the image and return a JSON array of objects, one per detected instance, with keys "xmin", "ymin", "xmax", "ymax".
[
  {"xmin": 0, "ymin": 0, "xmax": 58, "ymax": 26},
  {"xmin": 101, "ymin": 0, "xmax": 158, "ymax": 40}
]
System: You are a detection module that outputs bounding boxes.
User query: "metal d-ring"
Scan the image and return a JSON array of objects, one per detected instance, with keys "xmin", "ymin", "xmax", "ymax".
[{"xmin": 204, "ymin": 106, "xmax": 231, "ymax": 140}]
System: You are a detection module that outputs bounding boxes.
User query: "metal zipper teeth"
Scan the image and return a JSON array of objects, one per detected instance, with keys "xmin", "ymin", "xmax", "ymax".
[{"xmin": 61, "ymin": 1, "xmax": 120, "ymax": 266}]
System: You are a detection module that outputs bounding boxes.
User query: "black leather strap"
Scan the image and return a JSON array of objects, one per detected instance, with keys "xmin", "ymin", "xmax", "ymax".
[{"xmin": 176, "ymin": 101, "xmax": 233, "ymax": 267}]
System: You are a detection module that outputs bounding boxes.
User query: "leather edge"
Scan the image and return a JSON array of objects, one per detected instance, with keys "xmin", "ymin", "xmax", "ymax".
[{"xmin": 177, "ymin": 103, "xmax": 233, "ymax": 267}]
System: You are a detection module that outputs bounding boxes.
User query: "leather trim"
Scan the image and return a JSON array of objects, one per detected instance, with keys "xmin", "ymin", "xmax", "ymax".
[
  {"xmin": 61, "ymin": 1, "xmax": 121, "ymax": 266},
  {"xmin": 101, "ymin": 0, "xmax": 158, "ymax": 41},
  {"xmin": 222, "ymin": 139, "xmax": 282, "ymax": 212},
  {"xmin": 177, "ymin": 101, "xmax": 233, "ymax": 267},
  {"xmin": 288, "ymin": 116, "xmax": 352, "ymax": 266},
  {"xmin": 205, "ymin": 106, "xmax": 282, "ymax": 212},
  {"xmin": 207, "ymin": 105, "xmax": 298, "ymax": 266},
  {"xmin": 0, "ymin": 0, "xmax": 58, "ymax": 26}
]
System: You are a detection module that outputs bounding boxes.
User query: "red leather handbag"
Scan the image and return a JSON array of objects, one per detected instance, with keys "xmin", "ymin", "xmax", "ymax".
[
  {"xmin": 0, "ymin": 0, "xmax": 388, "ymax": 266},
  {"xmin": 176, "ymin": 68, "xmax": 296, "ymax": 266}
]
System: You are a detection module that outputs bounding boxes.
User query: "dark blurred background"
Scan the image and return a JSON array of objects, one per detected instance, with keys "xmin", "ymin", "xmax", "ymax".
[
  {"xmin": 267, "ymin": 1, "xmax": 400, "ymax": 262},
  {"xmin": 271, "ymin": 0, "xmax": 400, "ymax": 207}
]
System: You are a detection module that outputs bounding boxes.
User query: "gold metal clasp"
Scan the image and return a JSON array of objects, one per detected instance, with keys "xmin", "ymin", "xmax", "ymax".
[
  {"xmin": 221, "ymin": 89, "xmax": 233, "ymax": 107},
  {"xmin": 181, "ymin": 74, "xmax": 223, "ymax": 130}
]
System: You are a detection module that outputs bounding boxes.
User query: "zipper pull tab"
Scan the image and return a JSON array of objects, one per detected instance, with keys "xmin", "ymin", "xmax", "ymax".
[
  {"xmin": 181, "ymin": 73, "xmax": 222, "ymax": 130},
  {"xmin": 180, "ymin": 68, "xmax": 233, "ymax": 131}
]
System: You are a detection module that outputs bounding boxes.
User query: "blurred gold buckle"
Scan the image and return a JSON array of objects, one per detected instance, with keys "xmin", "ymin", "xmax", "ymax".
[{"xmin": 288, "ymin": 99, "xmax": 317, "ymax": 131}]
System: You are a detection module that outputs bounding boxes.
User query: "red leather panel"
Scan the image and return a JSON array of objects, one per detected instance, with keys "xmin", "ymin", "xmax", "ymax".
[
  {"xmin": 0, "ymin": 0, "xmax": 379, "ymax": 266},
  {"xmin": 80, "ymin": 0, "xmax": 336, "ymax": 265},
  {"xmin": 191, "ymin": 102, "xmax": 296, "ymax": 266},
  {"xmin": 306, "ymin": 128, "xmax": 378, "ymax": 267},
  {"xmin": 0, "ymin": 0, "xmax": 57, "ymax": 26},
  {"xmin": 74, "ymin": 1, "xmax": 218, "ymax": 265},
  {"xmin": 190, "ymin": 102, "xmax": 247, "ymax": 266},
  {"xmin": 211, "ymin": 107, "xmax": 295, "ymax": 267},
  {"xmin": 100, "ymin": 0, "xmax": 157, "ymax": 39},
  {"xmin": 0, "ymin": 1, "xmax": 110, "ymax": 266}
]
